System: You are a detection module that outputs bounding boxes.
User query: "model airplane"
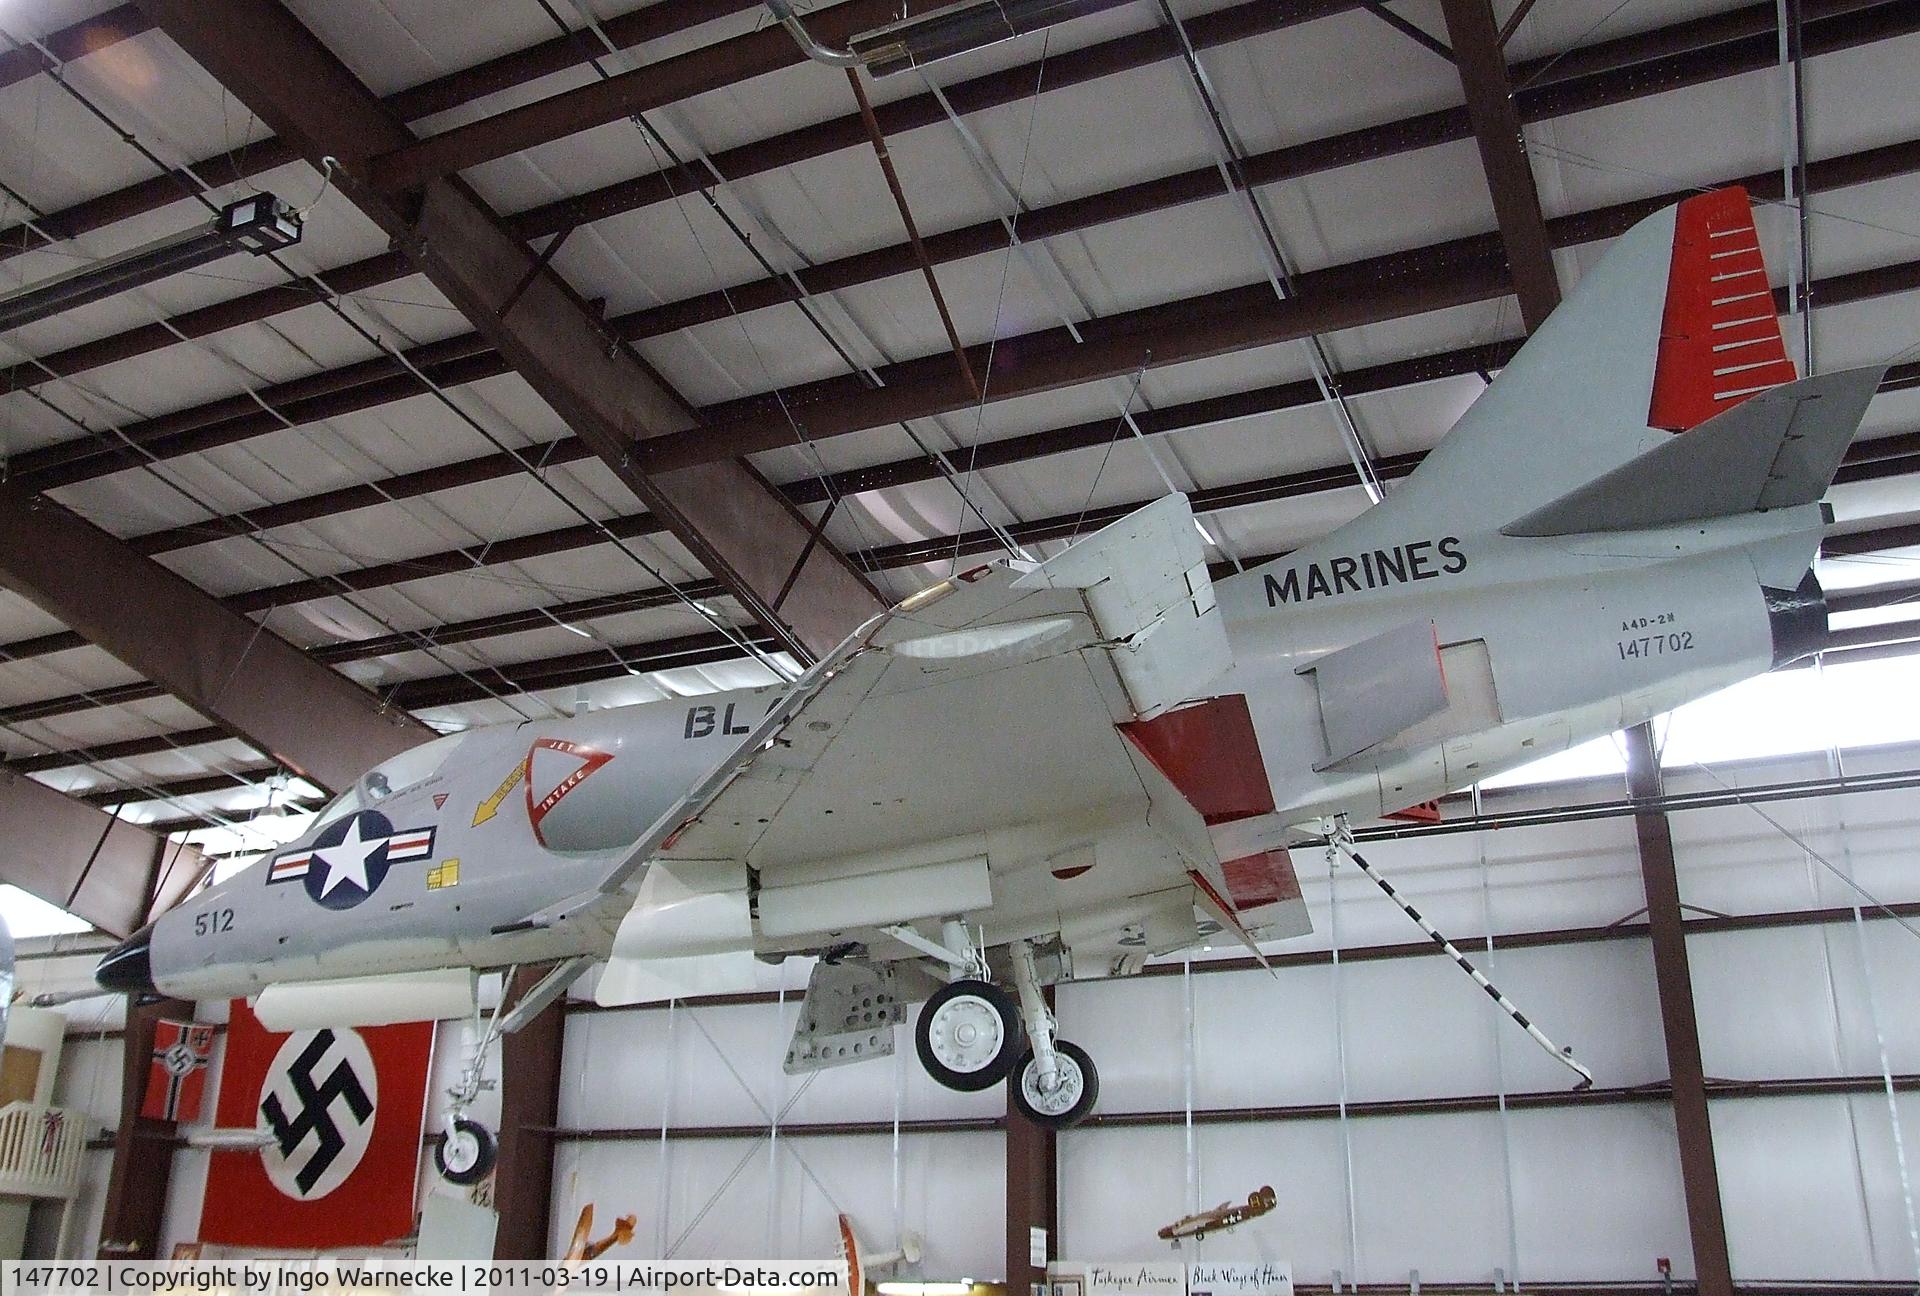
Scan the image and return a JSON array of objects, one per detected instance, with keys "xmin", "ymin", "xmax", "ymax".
[
  {"xmin": 1158, "ymin": 1186, "xmax": 1277, "ymax": 1242},
  {"xmin": 97, "ymin": 188, "xmax": 1880, "ymax": 1175},
  {"xmin": 838, "ymin": 1212, "xmax": 922, "ymax": 1296},
  {"xmin": 561, "ymin": 1204, "xmax": 636, "ymax": 1262}
]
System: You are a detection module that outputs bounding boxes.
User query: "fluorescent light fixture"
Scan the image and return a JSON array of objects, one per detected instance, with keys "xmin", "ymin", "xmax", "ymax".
[
  {"xmin": 560, "ymin": 622, "xmax": 594, "ymax": 637},
  {"xmin": 0, "ymin": 193, "xmax": 301, "ymax": 334},
  {"xmin": 876, "ymin": 1284, "xmax": 975, "ymax": 1296},
  {"xmin": 766, "ymin": 0, "xmax": 1132, "ymax": 77}
]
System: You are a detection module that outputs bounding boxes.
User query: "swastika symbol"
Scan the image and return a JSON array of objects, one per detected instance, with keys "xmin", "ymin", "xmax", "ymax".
[{"xmin": 259, "ymin": 1029, "xmax": 375, "ymax": 1198}]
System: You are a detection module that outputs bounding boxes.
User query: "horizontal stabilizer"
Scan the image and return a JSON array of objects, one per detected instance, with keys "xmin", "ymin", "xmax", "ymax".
[{"xmin": 1502, "ymin": 366, "xmax": 1884, "ymax": 538}]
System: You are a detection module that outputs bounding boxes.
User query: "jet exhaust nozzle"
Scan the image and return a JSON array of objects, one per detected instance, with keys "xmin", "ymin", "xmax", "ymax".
[
  {"xmin": 95, "ymin": 923, "xmax": 156, "ymax": 995},
  {"xmin": 1765, "ymin": 569, "xmax": 1829, "ymax": 668}
]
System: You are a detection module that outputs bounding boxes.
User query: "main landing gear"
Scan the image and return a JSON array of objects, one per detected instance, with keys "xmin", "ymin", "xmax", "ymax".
[{"xmin": 911, "ymin": 927, "xmax": 1099, "ymax": 1129}]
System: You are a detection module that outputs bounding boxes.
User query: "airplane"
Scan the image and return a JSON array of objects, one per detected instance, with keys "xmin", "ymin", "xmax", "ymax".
[
  {"xmin": 1157, "ymin": 1186, "xmax": 1277, "ymax": 1243},
  {"xmin": 95, "ymin": 186, "xmax": 1883, "ymax": 1180}
]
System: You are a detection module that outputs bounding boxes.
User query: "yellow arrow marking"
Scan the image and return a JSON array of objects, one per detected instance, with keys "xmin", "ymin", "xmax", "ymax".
[{"xmin": 472, "ymin": 763, "xmax": 524, "ymax": 826}]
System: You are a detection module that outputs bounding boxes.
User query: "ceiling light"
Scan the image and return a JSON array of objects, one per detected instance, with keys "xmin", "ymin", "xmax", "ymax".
[{"xmin": 0, "ymin": 193, "xmax": 301, "ymax": 334}]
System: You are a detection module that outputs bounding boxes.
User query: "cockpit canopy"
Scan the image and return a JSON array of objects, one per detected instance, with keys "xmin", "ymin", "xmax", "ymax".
[{"xmin": 313, "ymin": 731, "xmax": 469, "ymax": 824}]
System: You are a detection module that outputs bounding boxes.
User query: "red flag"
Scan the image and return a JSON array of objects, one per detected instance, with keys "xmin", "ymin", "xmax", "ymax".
[
  {"xmin": 200, "ymin": 1001, "xmax": 432, "ymax": 1249},
  {"xmin": 141, "ymin": 1020, "xmax": 216, "ymax": 1123}
]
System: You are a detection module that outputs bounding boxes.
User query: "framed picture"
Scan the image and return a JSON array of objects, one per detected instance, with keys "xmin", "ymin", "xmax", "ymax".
[{"xmin": 1053, "ymin": 1277, "xmax": 1085, "ymax": 1296}]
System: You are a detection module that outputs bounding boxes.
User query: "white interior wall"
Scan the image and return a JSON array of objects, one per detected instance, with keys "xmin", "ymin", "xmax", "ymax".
[{"xmin": 27, "ymin": 740, "xmax": 1920, "ymax": 1281}]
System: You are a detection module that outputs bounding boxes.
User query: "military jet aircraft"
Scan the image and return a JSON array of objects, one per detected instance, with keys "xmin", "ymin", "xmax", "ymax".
[{"xmin": 97, "ymin": 187, "xmax": 1881, "ymax": 1175}]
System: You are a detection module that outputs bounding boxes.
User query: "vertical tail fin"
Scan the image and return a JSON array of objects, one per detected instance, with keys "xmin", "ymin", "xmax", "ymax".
[
  {"xmin": 1648, "ymin": 187, "xmax": 1798, "ymax": 430},
  {"xmin": 1255, "ymin": 187, "xmax": 1836, "ymax": 574}
]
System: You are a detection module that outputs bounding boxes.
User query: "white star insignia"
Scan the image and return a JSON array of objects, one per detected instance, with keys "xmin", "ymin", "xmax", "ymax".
[{"xmin": 312, "ymin": 816, "xmax": 386, "ymax": 897}]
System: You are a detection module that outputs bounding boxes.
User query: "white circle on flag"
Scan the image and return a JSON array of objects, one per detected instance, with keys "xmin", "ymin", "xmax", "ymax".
[{"xmin": 255, "ymin": 1027, "xmax": 380, "ymax": 1202}]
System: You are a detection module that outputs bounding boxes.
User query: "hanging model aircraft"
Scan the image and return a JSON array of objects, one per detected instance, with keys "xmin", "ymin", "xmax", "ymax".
[
  {"xmin": 97, "ymin": 188, "xmax": 1881, "ymax": 1177},
  {"xmin": 1157, "ymin": 1186, "xmax": 1277, "ymax": 1243}
]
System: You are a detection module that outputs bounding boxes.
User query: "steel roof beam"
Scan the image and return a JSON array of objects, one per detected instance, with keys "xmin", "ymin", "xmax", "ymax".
[
  {"xmin": 23, "ymin": 134, "xmax": 1909, "ymax": 565},
  {"xmin": 0, "ymin": 768, "xmax": 185, "ymax": 935},
  {"xmin": 0, "ymin": 480, "xmax": 432, "ymax": 792},
  {"xmin": 1439, "ymin": 0, "xmax": 1561, "ymax": 330},
  {"xmin": 359, "ymin": 0, "xmax": 1345, "ymax": 193},
  {"xmin": 0, "ymin": 2, "xmax": 761, "ymax": 263},
  {"xmin": 7, "ymin": 0, "xmax": 1893, "ymax": 412},
  {"xmin": 135, "ymin": 0, "xmax": 880, "ymax": 661},
  {"xmin": 9, "ymin": 724, "xmax": 239, "ymax": 775},
  {"xmin": 0, "ymin": 5, "xmax": 152, "ymax": 93},
  {"xmin": 18, "ymin": 624, "xmax": 771, "ymax": 790},
  {"xmin": 17, "ymin": 469, "xmax": 1920, "ymax": 765},
  {"xmin": 0, "ymin": 0, "xmax": 1375, "ymax": 403},
  {"xmin": 13, "ymin": 0, "xmax": 1914, "ymax": 493}
]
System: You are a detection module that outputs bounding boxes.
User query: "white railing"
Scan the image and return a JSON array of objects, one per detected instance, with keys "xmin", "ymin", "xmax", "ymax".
[{"xmin": 0, "ymin": 1103, "xmax": 84, "ymax": 1199}]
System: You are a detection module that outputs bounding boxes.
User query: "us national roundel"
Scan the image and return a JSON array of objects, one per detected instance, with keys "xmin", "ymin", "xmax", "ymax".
[
  {"xmin": 200, "ymin": 1001, "xmax": 432, "ymax": 1249},
  {"xmin": 264, "ymin": 809, "xmax": 436, "ymax": 911}
]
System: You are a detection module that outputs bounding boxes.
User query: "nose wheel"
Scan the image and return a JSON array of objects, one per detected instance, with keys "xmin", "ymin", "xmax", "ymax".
[
  {"xmin": 434, "ymin": 1116, "xmax": 496, "ymax": 1185},
  {"xmin": 915, "ymin": 979, "xmax": 1024, "ymax": 1090},
  {"xmin": 1010, "ymin": 1039, "xmax": 1099, "ymax": 1129}
]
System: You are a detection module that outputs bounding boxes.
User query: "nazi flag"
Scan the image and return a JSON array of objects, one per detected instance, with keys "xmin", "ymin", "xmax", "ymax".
[
  {"xmin": 140, "ymin": 1020, "xmax": 216, "ymax": 1123},
  {"xmin": 199, "ymin": 1001, "xmax": 432, "ymax": 1248}
]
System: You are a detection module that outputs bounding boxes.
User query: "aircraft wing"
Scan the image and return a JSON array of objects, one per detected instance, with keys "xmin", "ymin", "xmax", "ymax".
[{"xmin": 589, "ymin": 495, "xmax": 1310, "ymax": 1005}]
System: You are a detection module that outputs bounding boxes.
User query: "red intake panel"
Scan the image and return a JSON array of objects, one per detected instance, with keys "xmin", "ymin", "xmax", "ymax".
[{"xmin": 1648, "ymin": 186, "xmax": 1795, "ymax": 432}]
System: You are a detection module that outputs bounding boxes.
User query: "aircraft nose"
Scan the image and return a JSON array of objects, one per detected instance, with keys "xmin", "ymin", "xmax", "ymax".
[{"xmin": 95, "ymin": 922, "xmax": 155, "ymax": 995}]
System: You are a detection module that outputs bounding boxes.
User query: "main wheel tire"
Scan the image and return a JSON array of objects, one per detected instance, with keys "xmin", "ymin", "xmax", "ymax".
[
  {"xmin": 435, "ymin": 1117, "xmax": 497, "ymax": 1185},
  {"xmin": 1010, "ymin": 1039, "xmax": 1100, "ymax": 1129},
  {"xmin": 915, "ymin": 979, "xmax": 1024, "ymax": 1092}
]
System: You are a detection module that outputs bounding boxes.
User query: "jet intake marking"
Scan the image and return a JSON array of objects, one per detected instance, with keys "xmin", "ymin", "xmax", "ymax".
[
  {"xmin": 471, "ymin": 763, "xmax": 525, "ymax": 826},
  {"xmin": 526, "ymin": 738, "xmax": 613, "ymax": 846},
  {"xmin": 1264, "ymin": 537, "xmax": 1467, "ymax": 606},
  {"xmin": 266, "ymin": 810, "xmax": 434, "ymax": 910}
]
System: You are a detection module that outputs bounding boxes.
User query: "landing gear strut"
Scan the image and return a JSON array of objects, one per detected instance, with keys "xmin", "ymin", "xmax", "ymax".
[
  {"xmin": 910, "ymin": 926, "xmax": 1100, "ymax": 1128},
  {"xmin": 1005, "ymin": 938, "xmax": 1098, "ymax": 1129},
  {"xmin": 435, "ymin": 958, "xmax": 591, "ymax": 1185}
]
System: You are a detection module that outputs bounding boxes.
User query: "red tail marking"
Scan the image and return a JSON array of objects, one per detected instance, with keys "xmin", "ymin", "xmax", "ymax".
[{"xmin": 1648, "ymin": 186, "xmax": 1796, "ymax": 432}]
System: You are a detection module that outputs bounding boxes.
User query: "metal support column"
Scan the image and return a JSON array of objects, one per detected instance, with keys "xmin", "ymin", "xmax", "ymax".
[
  {"xmin": 492, "ymin": 967, "xmax": 568, "ymax": 1260},
  {"xmin": 1006, "ymin": 990, "xmax": 1057, "ymax": 1293},
  {"xmin": 96, "ymin": 996, "xmax": 194, "ymax": 1259},
  {"xmin": 1624, "ymin": 722, "xmax": 1735, "ymax": 1295}
]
